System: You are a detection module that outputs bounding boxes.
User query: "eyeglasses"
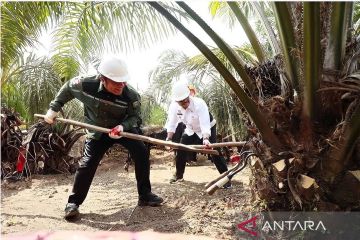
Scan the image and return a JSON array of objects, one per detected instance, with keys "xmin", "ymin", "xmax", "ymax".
[{"xmin": 177, "ymin": 97, "xmax": 190, "ymax": 105}]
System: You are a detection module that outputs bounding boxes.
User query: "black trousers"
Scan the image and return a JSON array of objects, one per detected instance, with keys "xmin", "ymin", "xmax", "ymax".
[
  {"xmin": 175, "ymin": 124, "xmax": 228, "ymax": 178},
  {"xmin": 68, "ymin": 128, "xmax": 151, "ymax": 206}
]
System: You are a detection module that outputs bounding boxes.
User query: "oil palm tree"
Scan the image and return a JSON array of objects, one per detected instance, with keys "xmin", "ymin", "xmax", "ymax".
[
  {"xmin": 148, "ymin": 47, "xmax": 256, "ymax": 139},
  {"xmin": 1, "ymin": 1, "xmax": 182, "ymax": 121},
  {"xmin": 148, "ymin": 1, "xmax": 360, "ymax": 210}
]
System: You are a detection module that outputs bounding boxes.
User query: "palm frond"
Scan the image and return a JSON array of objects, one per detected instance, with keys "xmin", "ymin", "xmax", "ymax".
[
  {"xmin": 273, "ymin": 2, "xmax": 300, "ymax": 93},
  {"xmin": 209, "ymin": 1, "xmax": 258, "ymax": 28},
  {"xmin": 227, "ymin": 2, "xmax": 265, "ymax": 63},
  {"xmin": 51, "ymin": 2, "xmax": 180, "ymax": 68},
  {"xmin": 251, "ymin": 2, "xmax": 281, "ymax": 55},
  {"xmin": 303, "ymin": 2, "xmax": 321, "ymax": 120},
  {"xmin": 323, "ymin": 2, "xmax": 349, "ymax": 72},
  {"xmin": 1, "ymin": 2, "xmax": 64, "ymax": 71}
]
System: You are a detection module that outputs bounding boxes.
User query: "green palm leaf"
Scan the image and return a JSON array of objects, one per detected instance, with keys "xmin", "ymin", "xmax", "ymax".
[
  {"xmin": 303, "ymin": 2, "xmax": 321, "ymax": 120},
  {"xmin": 227, "ymin": 2, "xmax": 266, "ymax": 63},
  {"xmin": 1, "ymin": 2, "xmax": 64, "ymax": 72},
  {"xmin": 324, "ymin": 2, "xmax": 350, "ymax": 71},
  {"xmin": 273, "ymin": 2, "xmax": 300, "ymax": 93},
  {"xmin": 177, "ymin": 2, "xmax": 256, "ymax": 94}
]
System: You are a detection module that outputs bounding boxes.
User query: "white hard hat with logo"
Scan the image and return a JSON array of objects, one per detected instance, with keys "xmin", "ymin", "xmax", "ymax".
[
  {"xmin": 98, "ymin": 55, "xmax": 129, "ymax": 82},
  {"xmin": 172, "ymin": 81, "xmax": 190, "ymax": 101}
]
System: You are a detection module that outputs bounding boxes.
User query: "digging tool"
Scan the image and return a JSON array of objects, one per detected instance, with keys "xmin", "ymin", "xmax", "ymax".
[
  {"xmin": 34, "ymin": 114, "xmax": 219, "ymax": 155},
  {"xmin": 189, "ymin": 141, "xmax": 246, "ymax": 149},
  {"xmin": 205, "ymin": 151, "xmax": 257, "ymax": 195}
]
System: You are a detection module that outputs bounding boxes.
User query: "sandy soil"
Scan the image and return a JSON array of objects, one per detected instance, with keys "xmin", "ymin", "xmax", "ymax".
[{"xmin": 1, "ymin": 148, "xmax": 255, "ymax": 239}]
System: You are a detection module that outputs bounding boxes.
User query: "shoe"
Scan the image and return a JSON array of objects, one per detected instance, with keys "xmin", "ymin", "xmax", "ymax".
[
  {"xmin": 64, "ymin": 203, "xmax": 80, "ymax": 220},
  {"xmin": 138, "ymin": 192, "xmax": 164, "ymax": 207},
  {"xmin": 169, "ymin": 175, "xmax": 184, "ymax": 184},
  {"xmin": 223, "ymin": 182, "xmax": 232, "ymax": 189}
]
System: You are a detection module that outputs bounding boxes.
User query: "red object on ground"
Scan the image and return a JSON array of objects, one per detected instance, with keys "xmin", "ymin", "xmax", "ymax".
[
  {"xmin": 230, "ymin": 154, "xmax": 241, "ymax": 164},
  {"xmin": 16, "ymin": 147, "xmax": 26, "ymax": 172}
]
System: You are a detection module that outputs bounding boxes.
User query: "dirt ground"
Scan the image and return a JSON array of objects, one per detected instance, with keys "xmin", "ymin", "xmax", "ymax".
[{"xmin": 1, "ymin": 148, "xmax": 256, "ymax": 239}]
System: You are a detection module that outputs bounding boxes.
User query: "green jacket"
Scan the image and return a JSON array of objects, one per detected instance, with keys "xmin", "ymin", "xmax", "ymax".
[{"xmin": 49, "ymin": 74, "xmax": 142, "ymax": 139}]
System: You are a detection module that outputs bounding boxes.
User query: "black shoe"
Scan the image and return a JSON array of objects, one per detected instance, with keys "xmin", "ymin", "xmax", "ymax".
[
  {"xmin": 223, "ymin": 182, "xmax": 232, "ymax": 189},
  {"xmin": 169, "ymin": 175, "xmax": 184, "ymax": 184},
  {"xmin": 64, "ymin": 203, "xmax": 80, "ymax": 220},
  {"xmin": 138, "ymin": 193, "xmax": 164, "ymax": 207}
]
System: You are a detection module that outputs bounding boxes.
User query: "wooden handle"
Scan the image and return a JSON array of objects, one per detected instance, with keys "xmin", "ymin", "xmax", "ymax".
[
  {"xmin": 206, "ymin": 176, "xmax": 230, "ymax": 195},
  {"xmin": 189, "ymin": 141, "xmax": 246, "ymax": 149},
  {"xmin": 34, "ymin": 114, "xmax": 219, "ymax": 155},
  {"xmin": 206, "ymin": 184, "xmax": 220, "ymax": 195},
  {"xmin": 204, "ymin": 170, "xmax": 229, "ymax": 188},
  {"xmin": 205, "ymin": 161, "xmax": 243, "ymax": 188}
]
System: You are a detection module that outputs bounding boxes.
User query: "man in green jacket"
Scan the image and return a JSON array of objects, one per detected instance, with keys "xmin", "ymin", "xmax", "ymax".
[{"xmin": 44, "ymin": 55, "xmax": 163, "ymax": 221}]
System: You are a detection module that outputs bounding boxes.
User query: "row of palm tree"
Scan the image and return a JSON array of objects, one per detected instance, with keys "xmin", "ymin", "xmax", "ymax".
[{"xmin": 1, "ymin": 1, "xmax": 180, "ymax": 122}]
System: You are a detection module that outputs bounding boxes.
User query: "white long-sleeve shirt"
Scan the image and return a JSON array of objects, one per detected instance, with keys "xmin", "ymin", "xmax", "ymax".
[{"xmin": 165, "ymin": 96, "xmax": 211, "ymax": 139}]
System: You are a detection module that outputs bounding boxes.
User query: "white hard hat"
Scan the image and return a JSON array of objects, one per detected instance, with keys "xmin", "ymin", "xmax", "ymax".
[
  {"xmin": 98, "ymin": 55, "xmax": 129, "ymax": 82},
  {"xmin": 172, "ymin": 81, "xmax": 190, "ymax": 101}
]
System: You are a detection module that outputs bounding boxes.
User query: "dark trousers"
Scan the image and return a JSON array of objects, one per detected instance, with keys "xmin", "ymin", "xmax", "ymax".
[
  {"xmin": 68, "ymin": 128, "xmax": 151, "ymax": 206},
  {"xmin": 175, "ymin": 125, "xmax": 228, "ymax": 178}
]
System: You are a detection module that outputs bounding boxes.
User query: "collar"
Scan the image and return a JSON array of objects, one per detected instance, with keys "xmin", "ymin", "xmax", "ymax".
[{"xmin": 187, "ymin": 96, "xmax": 195, "ymax": 112}]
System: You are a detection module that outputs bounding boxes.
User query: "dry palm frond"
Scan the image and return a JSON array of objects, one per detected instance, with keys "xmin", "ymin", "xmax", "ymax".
[
  {"xmin": 1, "ymin": 107, "xmax": 23, "ymax": 178},
  {"xmin": 22, "ymin": 121, "xmax": 85, "ymax": 175},
  {"xmin": 1, "ymin": 110, "xmax": 85, "ymax": 179}
]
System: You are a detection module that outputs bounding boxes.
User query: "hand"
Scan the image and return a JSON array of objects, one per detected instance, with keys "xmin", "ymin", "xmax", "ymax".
[
  {"xmin": 203, "ymin": 138, "xmax": 211, "ymax": 148},
  {"xmin": 165, "ymin": 138, "xmax": 172, "ymax": 151},
  {"xmin": 44, "ymin": 109, "xmax": 58, "ymax": 124},
  {"xmin": 109, "ymin": 125, "xmax": 124, "ymax": 139}
]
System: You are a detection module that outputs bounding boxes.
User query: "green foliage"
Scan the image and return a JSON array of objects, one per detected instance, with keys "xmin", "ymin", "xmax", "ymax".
[
  {"xmin": 200, "ymin": 79, "xmax": 247, "ymax": 139},
  {"xmin": 1, "ymin": 1, "xmax": 183, "ymax": 125},
  {"xmin": 1, "ymin": 81, "xmax": 27, "ymax": 119},
  {"xmin": 148, "ymin": 50, "xmax": 189, "ymax": 106},
  {"xmin": 140, "ymin": 94, "xmax": 166, "ymax": 126},
  {"xmin": 1, "ymin": 54, "xmax": 83, "ymax": 124},
  {"xmin": 1, "ymin": 2, "xmax": 64, "ymax": 72},
  {"xmin": 149, "ymin": 105, "xmax": 167, "ymax": 126}
]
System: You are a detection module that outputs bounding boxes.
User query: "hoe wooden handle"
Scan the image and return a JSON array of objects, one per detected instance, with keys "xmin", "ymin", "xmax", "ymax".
[{"xmin": 34, "ymin": 114, "xmax": 219, "ymax": 156}]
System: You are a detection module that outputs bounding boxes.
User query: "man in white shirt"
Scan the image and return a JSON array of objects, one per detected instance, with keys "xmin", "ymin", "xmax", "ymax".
[{"xmin": 165, "ymin": 81, "xmax": 228, "ymax": 184}]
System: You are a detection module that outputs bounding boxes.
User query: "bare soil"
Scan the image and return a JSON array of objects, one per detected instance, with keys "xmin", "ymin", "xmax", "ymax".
[{"xmin": 1, "ymin": 149, "xmax": 255, "ymax": 239}]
